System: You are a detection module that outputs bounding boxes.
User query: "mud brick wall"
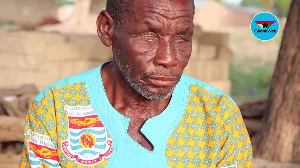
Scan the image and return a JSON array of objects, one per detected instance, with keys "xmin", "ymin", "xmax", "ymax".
[
  {"xmin": 184, "ymin": 32, "xmax": 233, "ymax": 95},
  {"xmin": 0, "ymin": 30, "xmax": 232, "ymax": 94},
  {"xmin": 0, "ymin": 31, "xmax": 112, "ymax": 91}
]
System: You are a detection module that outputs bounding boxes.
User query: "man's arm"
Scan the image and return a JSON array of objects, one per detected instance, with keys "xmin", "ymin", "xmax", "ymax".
[
  {"xmin": 20, "ymin": 90, "xmax": 61, "ymax": 168},
  {"xmin": 216, "ymin": 105, "xmax": 253, "ymax": 168}
]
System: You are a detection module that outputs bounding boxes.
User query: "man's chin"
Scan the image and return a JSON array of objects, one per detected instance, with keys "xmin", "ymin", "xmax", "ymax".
[
  {"xmin": 124, "ymin": 73, "xmax": 178, "ymax": 100},
  {"xmin": 140, "ymin": 91, "xmax": 172, "ymax": 100},
  {"xmin": 135, "ymin": 85, "xmax": 176, "ymax": 100}
]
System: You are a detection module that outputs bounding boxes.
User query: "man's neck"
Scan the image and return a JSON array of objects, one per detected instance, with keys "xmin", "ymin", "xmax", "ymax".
[
  {"xmin": 101, "ymin": 62, "xmax": 173, "ymax": 151},
  {"xmin": 101, "ymin": 62, "xmax": 171, "ymax": 120}
]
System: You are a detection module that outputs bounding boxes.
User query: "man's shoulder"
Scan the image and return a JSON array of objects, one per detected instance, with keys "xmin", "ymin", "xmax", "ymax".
[
  {"xmin": 181, "ymin": 74, "xmax": 227, "ymax": 96},
  {"xmin": 35, "ymin": 65, "xmax": 101, "ymax": 101},
  {"xmin": 181, "ymin": 74, "xmax": 236, "ymax": 104}
]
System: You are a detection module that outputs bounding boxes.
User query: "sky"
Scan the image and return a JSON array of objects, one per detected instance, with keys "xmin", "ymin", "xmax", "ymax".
[{"xmin": 223, "ymin": 0, "xmax": 243, "ymax": 5}]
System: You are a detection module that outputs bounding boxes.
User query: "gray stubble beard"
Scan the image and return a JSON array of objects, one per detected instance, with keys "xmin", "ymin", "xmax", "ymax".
[{"xmin": 115, "ymin": 60, "xmax": 176, "ymax": 100}]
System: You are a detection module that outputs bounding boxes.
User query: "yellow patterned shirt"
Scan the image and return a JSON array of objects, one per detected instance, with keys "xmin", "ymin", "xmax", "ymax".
[{"xmin": 20, "ymin": 64, "xmax": 253, "ymax": 168}]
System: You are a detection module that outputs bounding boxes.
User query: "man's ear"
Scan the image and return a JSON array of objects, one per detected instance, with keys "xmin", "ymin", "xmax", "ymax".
[{"xmin": 97, "ymin": 10, "xmax": 114, "ymax": 47}]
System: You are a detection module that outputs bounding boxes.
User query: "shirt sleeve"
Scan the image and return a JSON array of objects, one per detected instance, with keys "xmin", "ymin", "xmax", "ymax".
[
  {"xmin": 20, "ymin": 89, "xmax": 61, "ymax": 168},
  {"xmin": 216, "ymin": 104, "xmax": 253, "ymax": 168}
]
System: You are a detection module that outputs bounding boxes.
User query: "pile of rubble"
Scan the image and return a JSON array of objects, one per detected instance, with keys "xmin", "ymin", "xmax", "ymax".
[
  {"xmin": 240, "ymin": 100, "xmax": 267, "ymax": 137},
  {"xmin": 0, "ymin": 84, "xmax": 38, "ymax": 155}
]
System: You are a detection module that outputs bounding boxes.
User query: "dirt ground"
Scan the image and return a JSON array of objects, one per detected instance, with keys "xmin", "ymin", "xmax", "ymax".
[
  {"xmin": 0, "ymin": 153, "xmax": 299, "ymax": 168},
  {"xmin": 253, "ymin": 158, "xmax": 300, "ymax": 168}
]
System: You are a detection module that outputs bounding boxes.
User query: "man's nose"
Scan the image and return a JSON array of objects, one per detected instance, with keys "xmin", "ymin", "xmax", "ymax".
[{"xmin": 153, "ymin": 37, "xmax": 178, "ymax": 68}]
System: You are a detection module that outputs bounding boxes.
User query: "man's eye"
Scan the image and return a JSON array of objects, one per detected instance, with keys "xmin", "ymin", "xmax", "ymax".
[
  {"xmin": 174, "ymin": 34, "xmax": 189, "ymax": 42},
  {"xmin": 144, "ymin": 36, "xmax": 155, "ymax": 42},
  {"xmin": 142, "ymin": 32, "xmax": 158, "ymax": 42}
]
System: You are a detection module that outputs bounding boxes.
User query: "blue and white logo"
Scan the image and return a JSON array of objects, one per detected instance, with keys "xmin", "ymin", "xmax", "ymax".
[{"xmin": 251, "ymin": 12, "xmax": 279, "ymax": 41}]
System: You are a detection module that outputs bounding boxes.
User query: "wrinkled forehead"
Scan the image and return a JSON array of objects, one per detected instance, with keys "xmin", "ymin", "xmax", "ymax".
[{"xmin": 130, "ymin": 0, "xmax": 194, "ymax": 14}]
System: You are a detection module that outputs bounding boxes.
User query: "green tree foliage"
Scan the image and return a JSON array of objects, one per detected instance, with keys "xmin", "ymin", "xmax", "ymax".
[
  {"xmin": 54, "ymin": 0, "xmax": 75, "ymax": 6},
  {"xmin": 273, "ymin": 0, "xmax": 292, "ymax": 17},
  {"xmin": 241, "ymin": 0, "xmax": 271, "ymax": 10},
  {"xmin": 241, "ymin": 0, "xmax": 292, "ymax": 17}
]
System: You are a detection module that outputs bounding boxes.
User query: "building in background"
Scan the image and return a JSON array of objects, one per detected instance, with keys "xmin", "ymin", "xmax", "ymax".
[
  {"xmin": 0, "ymin": 0, "xmax": 58, "ymax": 27},
  {"xmin": 194, "ymin": 0, "xmax": 266, "ymax": 31}
]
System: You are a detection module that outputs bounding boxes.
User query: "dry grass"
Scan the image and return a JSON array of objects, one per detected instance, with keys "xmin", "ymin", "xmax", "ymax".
[{"xmin": 229, "ymin": 29, "xmax": 283, "ymax": 104}]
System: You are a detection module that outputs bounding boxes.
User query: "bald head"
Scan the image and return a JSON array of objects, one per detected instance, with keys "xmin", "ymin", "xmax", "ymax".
[
  {"xmin": 106, "ymin": 0, "xmax": 131, "ymax": 27},
  {"xmin": 105, "ymin": 0, "xmax": 194, "ymax": 27}
]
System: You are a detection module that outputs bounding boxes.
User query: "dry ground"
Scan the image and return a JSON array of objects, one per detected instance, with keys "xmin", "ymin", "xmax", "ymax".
[{"xmin": 253, "ymin": 158, "xmax": 300, "ymax": 168}]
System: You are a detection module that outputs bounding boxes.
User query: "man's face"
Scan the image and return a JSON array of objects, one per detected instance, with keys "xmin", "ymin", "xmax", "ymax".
[{"xmin": 112, "ymin": 0, "xmax": 194, "ymax": 100}]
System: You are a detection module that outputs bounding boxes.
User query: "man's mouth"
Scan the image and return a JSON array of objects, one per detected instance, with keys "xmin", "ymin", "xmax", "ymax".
[{"xmin": 148, "ymin": 76, "xmax": 179, "ymax": 87}]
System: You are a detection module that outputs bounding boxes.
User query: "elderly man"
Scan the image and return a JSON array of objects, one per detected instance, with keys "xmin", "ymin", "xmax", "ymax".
[{"xmin": 20, "ymin": 0, "xmax": 252, "ymax": 167}]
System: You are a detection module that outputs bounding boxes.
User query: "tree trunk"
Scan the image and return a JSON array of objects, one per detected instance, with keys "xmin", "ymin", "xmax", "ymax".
[{"xmin": 253, "ymin": 0, "xmax": 300, "ymax": 163}]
